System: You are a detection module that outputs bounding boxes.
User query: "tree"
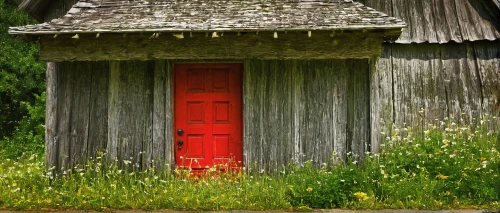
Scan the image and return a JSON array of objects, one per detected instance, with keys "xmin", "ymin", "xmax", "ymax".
[{"xmin": 0, "ymin": 0, "xmax": 45, "ymax": 158}]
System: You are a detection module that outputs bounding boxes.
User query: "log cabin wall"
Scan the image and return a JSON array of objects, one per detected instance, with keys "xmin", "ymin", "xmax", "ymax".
[{"xmin": 46, "ymin": 59, "xmax": 371, "ymax": 172}]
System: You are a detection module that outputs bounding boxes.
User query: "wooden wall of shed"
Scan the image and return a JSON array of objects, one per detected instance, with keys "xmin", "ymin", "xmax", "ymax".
[
  {"xmin": 243, "ymin": 59, "xmax": 370, "ymax": 171},
  {"xmin": 372, "ymin": 41, "xmax": 500, "ymax": 139},
  {"xmin": 46, "ymin": 59, "xmax": 372, "ymax": 172},
  {"xmin": 46, "ymin": 60, "xmax": 175, "ymax": 172}
]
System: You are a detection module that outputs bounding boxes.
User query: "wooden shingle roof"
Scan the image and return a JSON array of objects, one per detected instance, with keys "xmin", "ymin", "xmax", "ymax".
[
  {"xmin": 9, "ymin": 0, "xmax": 405, "ymax": 35},
  {"xmin": 357, "ymin": 0, "xmax": 500, "ymax": 43}
]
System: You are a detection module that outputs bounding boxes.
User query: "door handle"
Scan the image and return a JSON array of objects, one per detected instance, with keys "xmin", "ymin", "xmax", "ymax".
[
  {"xmin": 177, "ymin": 139, "xmax": 184, "ymax": 150},
  {"xmin": 177, "ymin": 128, "xmax": 184, "ymax": 136}
]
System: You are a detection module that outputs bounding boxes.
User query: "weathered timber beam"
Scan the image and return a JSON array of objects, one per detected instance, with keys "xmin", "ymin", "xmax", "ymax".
[{"xmin": 40, "ymin": 31, "xmax": 386, "ymax": 61}]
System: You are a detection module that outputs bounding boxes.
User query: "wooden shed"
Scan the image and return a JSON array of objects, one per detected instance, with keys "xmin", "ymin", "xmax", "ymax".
[
  {"xmin": 9, "ymin": 0, "xmax": 407, "ymax": 172},
  {"xmin": 356, "ymin": 0, "xmax": 500, "ymax": 147},
  {"xmin": 10, "ymin": 0, "xmax": 499, "ymax": 172}
]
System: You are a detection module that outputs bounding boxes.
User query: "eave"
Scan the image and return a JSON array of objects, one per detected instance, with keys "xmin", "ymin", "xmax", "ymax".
[{"xmin": 36, "ymin": 30, "xmax": 402, "ymax": 62}]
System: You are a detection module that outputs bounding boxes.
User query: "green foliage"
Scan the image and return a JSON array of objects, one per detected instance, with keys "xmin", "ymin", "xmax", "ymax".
[
  {"xmin": 0, "ymin": 118, "xmax": 499, "ymax": 211},
  {"xmin": 285, "ymin": 159, "xmax": 366, "ymax": 209},
  {"xmin": 0, "ymin": 93, "xmax": 45, "ymax": 158},
  {"xmin": 0, "ymin": 0, "xmax": 46, "ymax": 157},
  {"xmin": 367, "ymin": 118, "xmax": 500, "ymax": 209}
]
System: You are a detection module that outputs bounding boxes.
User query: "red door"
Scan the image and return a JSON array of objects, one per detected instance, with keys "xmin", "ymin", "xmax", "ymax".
[{"xmin": 174, "ymin": 63, "xmax": 243, "ymax": 170}]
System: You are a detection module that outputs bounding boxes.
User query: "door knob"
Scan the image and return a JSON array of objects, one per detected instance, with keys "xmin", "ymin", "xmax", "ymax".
[
  {"xmin": 177, "ymin": 139, "xmax": 184, "ymax": 150},
  {"xmin": 177, "ymin": 129, "xmax": 184, "ymax": 136}
]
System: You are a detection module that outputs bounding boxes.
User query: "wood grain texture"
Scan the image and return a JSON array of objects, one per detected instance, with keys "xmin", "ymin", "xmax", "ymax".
[
  {"xmin": 39, "ymin": 31, "xmax": 387, "ymax": 62},
  {"xmin": 152, "ymin": 60, "xmax": 166, "ymax": 169},
  {"xmin": 67, "ymin": 62, "xmax": 92, "ymax": 167},
  {"xmin": 370, "ymin": 58, "xmax": 381, "ymax": 154},
  {"xmin": 45, "ymin": 62, "xmax": 58, "ymax": 171},
  {"xmin": 347, "ymin": 60, "xmax": 370, "ymax": 160},
  {"xmin": 473, "ymin": 42, "xmax": 500, "ymax": 130},
  {"xmin": 244, "ymin": 59, "xmax": 370, "ymax": 171},
  {"xmin": 107, "ymin": 61, "xmax": 120, "ymax": 162},
  {"xmin": 87, "ymin": 61, "xmax": 109, "ymax": 158},
  {"xmin": 113, "ymin": 61, "xmax": 153, "ymax": 170},
  {"xmin": 358, "ymin": 0, "xmax": 500, "ymax": 43},
  {"xmin": 46, "ymin": 40, "xmax": 499, "ymax": 171},
  {"xmin": 373, "ymin": 41, "xmax": 500, "ymax": 142},
  {"xmin": 164, "ymin": 60, "xmax": 174, "ymax": 170}
]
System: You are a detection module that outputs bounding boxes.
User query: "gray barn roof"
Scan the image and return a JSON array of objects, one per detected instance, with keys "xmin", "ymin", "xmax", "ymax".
[
  {"xmin": 357, "ymin": 0, "xmax": 500, "ymax": 44},
  {"xmin": 9, "ymin": 0, "xmax": 405, "ymax": 35}
]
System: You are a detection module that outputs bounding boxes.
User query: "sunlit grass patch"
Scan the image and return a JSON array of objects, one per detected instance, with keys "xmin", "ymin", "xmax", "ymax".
[{"xmin": 0, "ymin": 116, "xmax": 499, "ymax": 210}]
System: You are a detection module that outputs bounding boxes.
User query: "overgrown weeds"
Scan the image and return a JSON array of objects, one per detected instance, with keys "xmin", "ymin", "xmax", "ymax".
[{"xmin": 0, "ymin": 117, "xmax": 499, "ymax": 210}]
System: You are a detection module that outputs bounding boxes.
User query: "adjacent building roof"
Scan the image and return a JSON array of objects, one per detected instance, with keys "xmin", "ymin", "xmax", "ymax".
[
  {"xmin": 9, "ymin": 0, "xmax": 405, "ymax": 35},
  {"xmin": 357, "ymin": 0, "xmax": 500, "ymax": 44}
]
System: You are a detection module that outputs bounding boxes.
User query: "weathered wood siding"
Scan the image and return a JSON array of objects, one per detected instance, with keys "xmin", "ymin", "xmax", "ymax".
[
  {"xmin": 46, "ymin": 59, "xmax": 372, "ymax": 171},
  {"xmin": 38, "ymin": 31, "xmax": 388, "ymax": 62},
  {"xmin": 46, "ymin": 60, "xmax": 175, "ymax": 172},
  {"xmin": 372, "ymin": 41, "xmax": 500, "ymax": 137},
  {"xmin": 356, "ymin": 0, "xmax": 500, "ymax": 43},
  {"xmin": 243, "ymin": 60, "xmax": 371, "ymax": 171}
]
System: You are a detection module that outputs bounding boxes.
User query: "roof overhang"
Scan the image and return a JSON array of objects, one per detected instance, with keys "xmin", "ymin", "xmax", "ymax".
[
  {"xmin": 36, "ymin": 30, "xmax": 402, "ymax": 61},
  {"xmin": 11, "ymin": 0, "xmax": 406, "ymax": 61}
]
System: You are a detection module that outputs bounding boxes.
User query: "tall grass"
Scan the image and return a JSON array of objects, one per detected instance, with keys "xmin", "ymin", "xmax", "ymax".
[{"xmin": 0, "ymin": 117, "xmax": 499, "ymax": 210}]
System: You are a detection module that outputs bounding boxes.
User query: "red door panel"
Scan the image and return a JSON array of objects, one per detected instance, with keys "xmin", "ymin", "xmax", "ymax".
[{"xmin": 175, "ymin": 64, "xmax": 243, "ymax": 170}]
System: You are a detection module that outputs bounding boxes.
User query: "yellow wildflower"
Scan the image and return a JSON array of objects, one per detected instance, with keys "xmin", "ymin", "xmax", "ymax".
[
  {"xmin": 436, "ymin": 174, "xmax": 448, "ymax": 180},
  {"xmin": 306, "ymin": 187, "xmax": 313, "ymax": 192},
  {"xmin": 354, "ymin": 192, "xmax": 368, "ymax": 200},
  {"xmin": 480, "ymin": 157, "xmax": 487, "ymax": 162}
]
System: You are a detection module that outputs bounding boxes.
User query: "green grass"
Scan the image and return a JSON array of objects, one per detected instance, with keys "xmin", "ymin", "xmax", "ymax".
[{"xmin": 0, "ymin": 117, "xmax": 499, "ymax": 211}]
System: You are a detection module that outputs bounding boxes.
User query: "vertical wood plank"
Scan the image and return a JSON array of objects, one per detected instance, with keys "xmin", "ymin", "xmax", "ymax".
[
  {"xmin": 421, "ymin": 44, "xmax": 448, "ymax": 124},
  {"xmin": 432, "ymin": 0, "xmax": 452, "ymax": 43},
  {"xmin": 347, "ymin": 59, "xmax": 370, "ymax": 161},
  {"xmin": 115, "ymin": 61, "xmax": 150, "ymax": 170},
  {"xmin": 332, "ymin": 60, "xmax": 348, "ymax": 162},
  {"xmin": 464, "ymin": 42, "xmax": 484, "ymax": 124},
  {"xmin": 88, "ymin": 61, "xmax": 109, "ymax": 158},
  {"xmin": 243, "ymin": 60, "xmax": 253, "ymax": 169},
  {"xmin": 291, "ymin": 60, "xmax": 305, "ymax": 165},
  {"xmin": 142, "ymin": 62, "xmax": 154, "ymax": 169},
  {"xmin": 56, "ymin": 62, "xmax": 71, "ymax": 172},
  {"xmin": 107, "ymin": 61, "xmax": 120, "ymax": 162},
  {"xmin": 370, "ymin": 58, "xmax": 381, "ymax": 154},
  {"xmin": 68, "ymin": 62, "xmax": 92, "ymax": 167},
  {"xmin": 153, "ymin": 60, "xmax": 166, "ymax": 169},
  {"xmin": 164, "ymin": 60, "xmax": 174, "ymax": 169},
  {"xmin": 374, "ymin": 44, "xmax": 394, "ymax": 149},
  {"xmin": 244, "ymin": 59, "xmax": 365, "ymax": 169},
  {"xmin": 441, "ymin": 0, "xmax": 463, "ymax": 43},
  {"xmin": 45, "ymin": 62, "xmax": 58, "ymax": 171},
  {"xmin": 474, "ymin": 42, "xmax": 500, "ymax": 130}
]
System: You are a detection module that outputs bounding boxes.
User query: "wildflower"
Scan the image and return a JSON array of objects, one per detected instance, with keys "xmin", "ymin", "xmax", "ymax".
[
  {"xmin": 436, "ymin": 174, "xmax": 448, "ymax": 180},
  {"xmin": 480, "ymin": 157, "xmax": 487, "ymax": 161},
  {"xmin": 354, "ymin": 192, "xmax": 368, "ymax": 200},
  {"xmin": 306, "ymin": 187, "xmax": 313, "ymax": 192}
]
